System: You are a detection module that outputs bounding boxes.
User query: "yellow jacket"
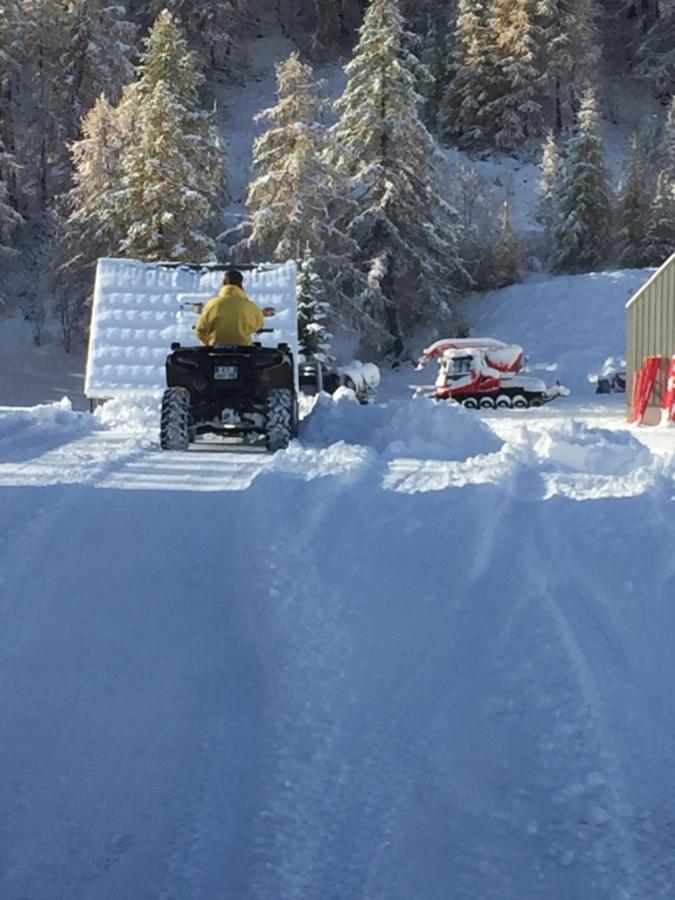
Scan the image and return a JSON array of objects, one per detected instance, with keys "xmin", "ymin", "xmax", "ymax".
[{"xmin": 194, "ymin": 285, "xmax": 266, "ymax": 347}]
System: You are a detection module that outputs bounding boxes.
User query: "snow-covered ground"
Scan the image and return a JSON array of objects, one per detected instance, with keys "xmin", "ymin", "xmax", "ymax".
[
  {"xmin": 1, "ymin": 266, "xmax": 674, "ymax": 899},
  {"xmin": 0, "ymin": 387, "xmax": 674, "ymax": 900}
]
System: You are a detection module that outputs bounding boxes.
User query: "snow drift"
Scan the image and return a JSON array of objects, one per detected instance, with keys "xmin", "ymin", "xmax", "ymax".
[
  {"xmin": 0, "ymin": 398, "xmax": 96, "ymax": 462},
  {"xmin": 303, "ymin": 390, "xmax": 503, "ymax": 460},
  {"xmin": 534, "ymin": 420, "xmax": 653, "ymax": 475}
]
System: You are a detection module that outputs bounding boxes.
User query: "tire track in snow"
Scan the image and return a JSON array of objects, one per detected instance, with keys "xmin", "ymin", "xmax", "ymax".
[
  {"xmin": 156, "ymin": 704, "xmax": 237, "ymax": 900},
  {"xmin": 523, "ymin": 508, "xmax": 659, "ymax": 899},
  {"xmin": 244, "ymin": 477, "xmax": 529, "ymax": 899}
]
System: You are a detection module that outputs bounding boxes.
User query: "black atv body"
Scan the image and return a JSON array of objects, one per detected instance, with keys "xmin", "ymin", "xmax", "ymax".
[{"xmin": 160, "ymin": 342, "xmax": 298, "ymax": 452}]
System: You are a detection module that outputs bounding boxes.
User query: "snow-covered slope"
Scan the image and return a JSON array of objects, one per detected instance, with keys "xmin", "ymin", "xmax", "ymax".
[{"xmin": 468, "ymin": 269, "xmax": 650, "ymax": 395}]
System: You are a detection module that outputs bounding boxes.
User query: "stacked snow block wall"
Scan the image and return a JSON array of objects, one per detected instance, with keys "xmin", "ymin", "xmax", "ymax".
[{"xmin": 85, "ymin": 258, "xmax": 298, "ymax": 399}]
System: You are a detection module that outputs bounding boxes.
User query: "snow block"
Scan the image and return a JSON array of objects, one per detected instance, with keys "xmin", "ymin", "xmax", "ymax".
[{"xmin": 85, "ymin": 258, "xmax": 298, "ymax": 399}]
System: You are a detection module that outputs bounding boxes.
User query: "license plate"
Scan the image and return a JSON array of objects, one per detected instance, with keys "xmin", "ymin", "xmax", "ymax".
[{"xmin": 215, "ymin": 365, "xmax": 239, "ymax": 381}]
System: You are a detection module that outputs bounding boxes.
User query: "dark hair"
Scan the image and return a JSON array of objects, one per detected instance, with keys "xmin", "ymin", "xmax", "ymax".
[{"xmin": 224, "ymin": 269, "xmax": 244, "ymax": 287}]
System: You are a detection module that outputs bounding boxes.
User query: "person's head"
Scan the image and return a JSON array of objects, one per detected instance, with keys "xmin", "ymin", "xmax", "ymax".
[{"xmin": 223, "ymin": 269, "xmax": 244, "ymax": 288}]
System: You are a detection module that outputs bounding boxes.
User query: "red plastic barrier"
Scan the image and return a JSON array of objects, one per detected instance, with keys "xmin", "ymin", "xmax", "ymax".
[
  {"xmin": 630, "ymin": 355, "xmax": 662, "ymax": 424},
  {"xmin": 662, "ymin": 356, "xmax": 675, "ymax": 424}
]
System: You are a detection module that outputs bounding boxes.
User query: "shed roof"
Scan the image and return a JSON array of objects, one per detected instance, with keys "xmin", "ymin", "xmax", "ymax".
[{"xmin": 625, "ymin": 254, "xmax": 674, "ymax": 309}]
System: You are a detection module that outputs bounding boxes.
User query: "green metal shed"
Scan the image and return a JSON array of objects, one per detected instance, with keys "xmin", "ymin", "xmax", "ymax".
[{"xmin": 626, "ymin": 254, "xmax": 675, "ymax": 424}]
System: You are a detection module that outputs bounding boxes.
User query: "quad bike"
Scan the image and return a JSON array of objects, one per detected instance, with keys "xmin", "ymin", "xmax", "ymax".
[{"xmin": 160, "ymin": 335, "xmax": 298, "ymax": 452}]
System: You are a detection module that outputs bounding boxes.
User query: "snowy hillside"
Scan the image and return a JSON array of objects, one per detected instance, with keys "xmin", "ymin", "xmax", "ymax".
[{"xmin": 469, "ymin": 268, "xmax": 650, "ymax": 394}]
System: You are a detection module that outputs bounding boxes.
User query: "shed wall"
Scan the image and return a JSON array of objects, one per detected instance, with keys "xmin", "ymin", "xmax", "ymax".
[{"xmin": 626, "ymin": 255, "xmax": 675, "ymax": 422}]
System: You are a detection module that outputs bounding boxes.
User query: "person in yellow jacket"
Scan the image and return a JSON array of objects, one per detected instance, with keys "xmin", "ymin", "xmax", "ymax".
[{"xmin": 194, "ymin": 270, "xmax": 274, "ymax": 347}]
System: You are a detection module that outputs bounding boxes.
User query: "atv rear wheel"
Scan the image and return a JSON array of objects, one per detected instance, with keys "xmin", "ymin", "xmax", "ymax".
[
  {"xmin": 160, "ymin": 387, "xmax": 191, "ymax": 451},
  {"xmin": 264, "ymin": 388, "xmax": 295, "ymax": 452}
]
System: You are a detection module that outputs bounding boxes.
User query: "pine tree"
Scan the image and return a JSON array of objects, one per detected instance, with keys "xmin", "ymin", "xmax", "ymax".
[
  {"xmin": 440, "ymin": 0, "xmax": 494, "ymax": 147},
  {"xmin": 60, "ymin": 0, "xmax": 136, "ymax": 126},
  {"xmin": 644, "ymin": 171, "xmax": 675, "ymax": 266},
  {"xmin": 487, "ymin": 0, "xmax": 543, "ymax": 150},
  {"xmin": 333, "ymin": 0, "xmax": 466, "ymax": 352},
  {"xmin": 297, "ymin": 248, "xmax": 332, "ymax": 360},
  {"xmin": 247, "ymin": 51, "xmax": 331, "ymax": 258},
  {"xmin": 537, "ymin": 130, "xmax": 561, "ymax": 234},
  {"xmin": 553, "ymin": 88, "xmax": 612, "ymax": 272},
  {"xmin": 0, "ymin": 0, "xmax": 22, "ymax": 199},
  {"xmin": 619, "ymin": 132, "xmax": 650, "ymax": 268},
  {"xmin": 245, "ymin": 51, "xmax": 358, "ymax": 322},
  {"xmin": 494, "ymin": 199, "xmax": 521, "ymax": 287},
  {"xmin": 67, "ymin": 92, "xmax": 134, "ymax": 261},
  {"xmin": 181, "ymin": 1, "xmax": 235, "ymax": 72},
  {"xmin": 417, "ymin": 10, "xmax": 450, "ymax": 131},
  {"xmin": 536, "ymin": 0, "xmax": 601, "ymax": 131},
  {"xmin": 657, "ymin": 96, "xmax": 675, "ymax": 179},
  {"xmin": 19, "ymin": 0, "xmax": 73, "ymax": 202},
  {"xmin": 0, "ymin": 138, "xmax": 22, "ymax": 254},
  {"xmin": 634, "ymin": 3, "xmax": 675, "ymax": 99},
  {"xmin": 115, "ymin": 10, "xmax": 228, "ymax": 261}
]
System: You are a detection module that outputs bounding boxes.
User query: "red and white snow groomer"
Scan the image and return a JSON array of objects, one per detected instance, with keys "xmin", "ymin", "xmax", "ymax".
[{"xmin": 415, "ymin": 338, "xmax": 569, "ymax": 409}]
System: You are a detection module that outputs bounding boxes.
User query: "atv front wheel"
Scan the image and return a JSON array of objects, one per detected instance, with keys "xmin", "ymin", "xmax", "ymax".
[
  {"xmin": 160, "ymin": 387, "xmax": 191, "ymax": 451},
  {"xmin": 264, "ymin": 388, "xmax": 295, "ymax": 452}
]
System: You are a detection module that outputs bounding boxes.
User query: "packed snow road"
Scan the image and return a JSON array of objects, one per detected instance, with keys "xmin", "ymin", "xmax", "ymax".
[{"xmin": 0, "ymin": 394, "xmax": 674, "ymax": 900}]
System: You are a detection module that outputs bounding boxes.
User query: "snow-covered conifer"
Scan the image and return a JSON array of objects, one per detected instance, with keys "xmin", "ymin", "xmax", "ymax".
[
  {"xmin": 635, "ymin": 4, "xmax": 675, "ymax": 99},
  {"xmin": 61, "ymin": 1, "xmax": 136, "ymax": 125},
  {"xmin": 417, "ymin": 10, "xmax": 450, "ymax": 131},
  {"xmin": 440, "ymin": 0, "xmax": 493, "ymax": 147},
  {"xmin": 619, "ymin": 132, "xmax": 650, "ymax": 268},
  {"xmin": 553, "ymin": 88, "xmax": 612, "ymax": 272},
  {"xmin": 19, "ymin": 0, "xmax": 72, "ymax": 201},
  {"xmin": 297, "ymin": 248, "xmax": 332, "ymax": 361},
  {"xmin": 247, "ymin": 51, "xmax": 329, "ymax": 257},
  {"xmin": 333, "ymin": 0, "xmax": 466, "ymax": 352},
  {"xmin": 67, "ymin": 92, "xmax": 134, "ymax": 259},
  {"xmin": 644, "ymin": 171, "xmax": 675, "ymax": 267},
  {"xmin": 116, "ymin": 10, "xmax": 227, "ymax": 261},
  {"xmin": 486, "ymin": 0, "xmax": 543, "ymax": 150},
  {"xmin": 246, "ymin": 51, "xmax": 358, "ymax": 323},
  {"xmin": 536, "ymin": 0, "xmax": 601, "ymax": 131},
  {"xmin": 537, "ymin": 131, "xmax": 561, "ymax": 259},
  {"xmin": 494, "ymin": 199, "xmax": 521, "ymax": 287},
  {"xmin": 657, "ymin": 96, "xmax": 675, "ymax": 179},
  {"xmin": 0, "ymin": 139, "xmax": 22, "ymax": 254},
  {"xmin": 181, "ymin": 1, "xmax": 235, "ymax": 71},
  {"xmin": 0, "ymin": 1, "xmax": 22, "ymax": 206}
]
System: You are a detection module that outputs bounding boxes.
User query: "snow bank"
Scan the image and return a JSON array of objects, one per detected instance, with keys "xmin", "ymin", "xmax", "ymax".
[
  {"xmin": 95, "ymin": 393, "xmax": 162, "ymax": 433},
  {"xmin": 534, "ymin": 420, "xmax": 653, "ymax": 475},
  {"xmin": 0, "ymin": 398, "xmax": 96, "ymax": 458},
  {"xmin": 304, "ymin": 390, "xmax": 503, "ymax": 460}
]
